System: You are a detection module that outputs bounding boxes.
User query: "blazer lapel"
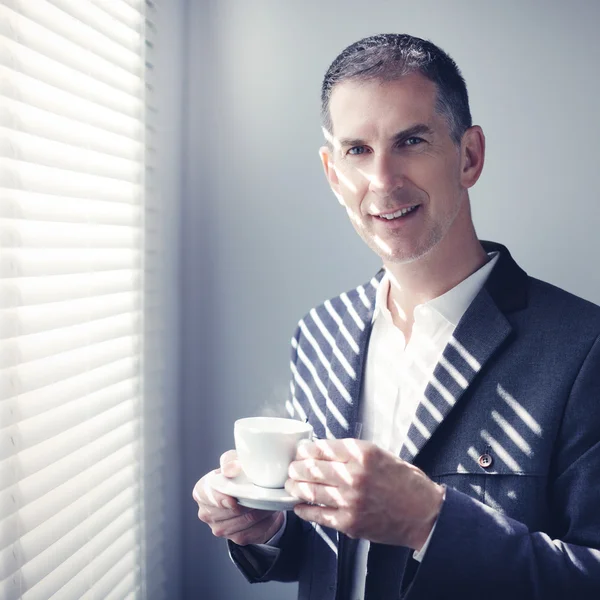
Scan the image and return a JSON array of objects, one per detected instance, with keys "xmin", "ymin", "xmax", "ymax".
[
  {"xmin": 399, "ymin": 242, "xmax": 529, "ymax": 463},
  {"xmin": 399, "ymin": 289, "xmax": 512, "ymax": 461},
  {"xmin": 324, "ymin": 277, "xmax": 380, "ymax": 440}
]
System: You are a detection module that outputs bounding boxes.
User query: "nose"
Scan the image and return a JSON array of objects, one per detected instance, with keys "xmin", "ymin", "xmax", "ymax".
[{"xmin": 367, "ymin": 154, "xmax": 404, "ymax": 197}]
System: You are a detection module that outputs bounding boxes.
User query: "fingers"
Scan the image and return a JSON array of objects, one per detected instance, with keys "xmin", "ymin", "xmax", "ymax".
[
  {"xmin": 196, "ymin": 500, "xmax": 246, "ymax": 524},
  {"xmin": 295, "ymin": 439, "xmax": 345, "ymax": 461},
  {"xmin": 192, "ymin": 470, "xmax": 240, "ymax": 510},
  {"xmin": 203, "ymin": 509, "xmax": 284, "ymax": 546},
  {"xmin": 220, "ymin": 450, "xmax": 242, "ymax": 478},
  {"xmin": 227, "ymin": 511, "xmax": 285, "ymax": 547},
  {"xmin": 295, "ymin": 438, "xmax": 364, "ymax": 462},
  {"xmin": 288, "ymin": 457, "xmax": 355, "ymax": 486},
  {"xmin": 220, "ymin": 449, "xmax": 237, "ymax": 467},
  {"xmin": 285, "ymin": 479, "xmax": 348, "ymax": 508},
  {"xmin": 193, "ymin": 471, "xmax": 254, "ymax": 526},
  {"xmin": 293, "ymin": 504, "xmax": 362, "ymax": 539},
  {"xmin": 211, "ymin": 509, "xmax": 276, "ymax": 536},
  {"xmin": 293, "ymin": 503, "xmax": 343, "ymax": 531},
  {"xmin": 193, "ymin": 461, "xmax": 285, "ymax": 546}
]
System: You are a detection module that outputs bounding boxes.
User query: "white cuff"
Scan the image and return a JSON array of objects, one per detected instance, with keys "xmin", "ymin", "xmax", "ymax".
[
  {"xmin": 412, "ymin": 518, "xmax": 437, "ymax": 562},
  {"xmin": 412, "ymin": 487, "xmax": 446, "ymax": 562},
  {"xmin": 255, "ymin": 512, "xmax": 287, "ymax": 549}
]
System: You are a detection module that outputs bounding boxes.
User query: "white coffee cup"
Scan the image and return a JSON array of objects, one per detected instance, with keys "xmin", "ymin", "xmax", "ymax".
[{"xmin": 234, "ymin": 417, "xmax": 313, "ymax": 488}]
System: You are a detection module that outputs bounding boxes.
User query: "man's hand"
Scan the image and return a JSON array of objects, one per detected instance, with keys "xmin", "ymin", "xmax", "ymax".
[
  {"xmin": 285, "ymin": 439, "xmax": 444, "ymax": 550},
  {"xmin": 193, "ymin": 449, "xmax": 284, "ymax": 546}
]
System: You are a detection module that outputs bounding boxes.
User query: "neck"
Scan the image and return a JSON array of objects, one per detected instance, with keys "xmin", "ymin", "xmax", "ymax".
[{"xmin": 384, "ymin": 212, "xmax": 488, "ymax": 332}]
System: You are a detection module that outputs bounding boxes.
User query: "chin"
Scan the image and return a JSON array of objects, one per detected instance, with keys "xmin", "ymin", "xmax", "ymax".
[
  {"xmin": 360, "ymin": 227, "xmax": 440, "ymax": 266},
  {"xmin": 383, "ymin": 251, "xmax": 423, "ymax": 265},
  {"xmin": 369, "ymin": 240, "xmax": 427, "ymax": 264},
  {"xmin": 382, "ymin": 233, "xmax": 446, "ymax": 266}
]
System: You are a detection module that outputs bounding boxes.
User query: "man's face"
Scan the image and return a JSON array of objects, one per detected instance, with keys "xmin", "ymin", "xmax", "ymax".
[{"xmin": 321, "ymin": 73, "xmax": 473, "ymax": 266}]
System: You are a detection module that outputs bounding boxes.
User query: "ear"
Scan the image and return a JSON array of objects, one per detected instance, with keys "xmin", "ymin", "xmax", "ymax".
[
  {"xmin": 459, "ymin": 126, "xmax": 485, "ymax": 188},
  {"xmin": 319, "ymin": 146, "xmax": 345, "ymax": 205}
]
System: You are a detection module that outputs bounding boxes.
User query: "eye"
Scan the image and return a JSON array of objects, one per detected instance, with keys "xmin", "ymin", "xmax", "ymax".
[
  {"xmin": 347, "ymin": 146, "xmax": 369, "ymax": 156},
  {"xmin": 404, "ymin": 137, "xmax": 424, "ymax": 146}
]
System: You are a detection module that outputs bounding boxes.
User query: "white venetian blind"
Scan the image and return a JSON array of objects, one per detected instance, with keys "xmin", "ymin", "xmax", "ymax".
[{"xmin": 0, "ymin": 0, "xmax": 151, "ymax": 598}]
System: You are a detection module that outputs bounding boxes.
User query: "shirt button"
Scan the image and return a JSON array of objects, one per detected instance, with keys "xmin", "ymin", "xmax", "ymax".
[{"xmin": 478, "ymin": 453, "xmax": 493, "ymax": 468}]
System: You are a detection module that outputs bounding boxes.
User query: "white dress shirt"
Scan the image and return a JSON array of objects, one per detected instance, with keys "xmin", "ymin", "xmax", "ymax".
[{"xmin": 350, "ymin": 252, "xmax": 499, "ymax": 599}]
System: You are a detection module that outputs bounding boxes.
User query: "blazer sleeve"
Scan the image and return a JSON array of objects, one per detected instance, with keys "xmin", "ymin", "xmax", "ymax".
[
  {"xmin": 404, "ymin": 334, "xmax": 600, "ymax": 600},
  {"xmin": 227, "ymin": 511, "xmax": 306, "ymax": 583}
]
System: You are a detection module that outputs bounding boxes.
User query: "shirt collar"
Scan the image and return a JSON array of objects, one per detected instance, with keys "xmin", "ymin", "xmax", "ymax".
[
  {"xmin": 373, "ymin": 252, "xmax": 500, "ymax": 327},
  {"xmin": 372, "ymin": 273, "xmax": 392, "ymax": 323}
]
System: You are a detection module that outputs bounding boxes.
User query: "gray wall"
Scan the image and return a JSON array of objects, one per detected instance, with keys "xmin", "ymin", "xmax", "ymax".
[
  {"xmin": 144, "ymin": 0, "xmax": 185, "ymax": 597},
  {"xmin": 180, "ymin": 1, "xmax": 600, "ymax": 598}
]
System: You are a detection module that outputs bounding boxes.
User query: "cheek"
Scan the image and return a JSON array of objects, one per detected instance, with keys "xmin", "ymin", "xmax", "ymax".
[
  {"xmin": 335, "ymin": 164, "xmax": 364, "ymax": 197},
  {"xmin": 412, "ymin": 161, "xmax": 460, "ymax": 202},
  {"xmin": 344, "ymin": 201, "xmax": 367, "ymax": 231},
  {"xmin": 338, "ymin": 180, "xmax": 368, "ymax": 214}
]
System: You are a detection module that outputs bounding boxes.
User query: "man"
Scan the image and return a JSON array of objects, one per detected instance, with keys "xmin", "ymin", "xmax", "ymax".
[{"xmin": 193, "ymin": 34, "xmax": 600, "ymax": 599}]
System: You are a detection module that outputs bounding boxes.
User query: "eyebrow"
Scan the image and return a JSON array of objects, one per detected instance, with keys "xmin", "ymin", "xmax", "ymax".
[{"xmin": 337, "ymin": 124, "xmax": 434, "ymax": 148}]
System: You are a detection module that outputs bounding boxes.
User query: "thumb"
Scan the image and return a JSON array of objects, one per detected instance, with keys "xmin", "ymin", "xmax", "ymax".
[{"xmin": 219, "ymin": 449, "xmax": 242, "ymax": 479}]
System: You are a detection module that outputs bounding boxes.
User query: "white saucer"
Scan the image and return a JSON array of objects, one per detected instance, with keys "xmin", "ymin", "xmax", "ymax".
[{"xmin": 208, "ymin": 471, "xmax": 301, "ymax": 511}]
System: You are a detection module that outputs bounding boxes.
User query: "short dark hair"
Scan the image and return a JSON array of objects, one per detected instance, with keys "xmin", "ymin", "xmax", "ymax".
[{"xmin": 321, "ymin": 34, "xmax": 472, "ymax": 145}]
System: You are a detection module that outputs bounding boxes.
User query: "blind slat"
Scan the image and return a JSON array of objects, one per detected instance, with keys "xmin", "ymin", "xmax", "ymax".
[
  {"xmin": 5, "ymin": 0, "xmax": 142, "ymax": 67},
  {"xmin": 0, "ymin": 404, "xmax": 139, "ymax": 488},
  {"xmin": 0, "ymin": 8, "xmax": 143, "ymax": 95},
  {"xmin": 0, "ymin": 460, "xmax": 138, "ymax": 553},
  {"xmin": 91, "ymin": 0, "xmax": 143, "ymax": 28},
  {"xmin": 1, "ymin": 219, "xmax": 141, "ymax": 250},
  {"xmin": 103, "ymin": 572, "xmax": 140, "ymax": 600},
  {"xmin": 20, "ymin": 505, "xmax": 139, "ymax": 598},
  {"xmin": 33, "ymin": 527, "xmax": 138, "ymax": 600},
  {"xmin": 1, "ymin": 97, "xmax": 143, "ymax": 161},
  {"xmin": 0, "ymin": 291, "xmax": 140, "ymax": 339},
  {"xmin": 0, "ymin": 443, "xmax": 137, "ymax": 526},
  {"xmin": 0, "ymin": 192, "xmax": 141, "ymax": 226},
  {"xmin": 0, "ymin": 379, "xmax": 139, "ymax": 456},
  {"xmin": 1, "ymin": 66, "xmax": 143, "ymax": 138},
  {"xmin": 0, "ymin": 129, "xmax": 143, "ymax": 183},
  {"xmin": 0, "ymin": 271, "xmax": 140, "ymax": 309},
  {"xmin": 0, "ymin": 419, "xmax": 138, "ymax": 507},
  {"xmin": 2, "ymin": 335, "xmax": 140, "ymax": 398},
  {"xmin": 73, "ymin": 551, "xmax": 137, "ymax": 600},
  {"xmin": 0, "ymin": 37, "xmax": 143, "ymax": 118},
  {"xmin": 1, "ymin": 247, "xmax": 141, "ymax": 278},
  {"xmin": 47, "ymin": 0, "xmax": 143, "ymax": 51},
  {"xmin": 61, "ymin": 551, "xmax": 139, "ymax": 600},
  {"xmin": 0, "ymin": 158, "xmax": 141, "ymax": 204},
  {"xmin": 0, "ymin": 357, "xmax": 136, "ymax": 425},
  {"xmin": 0, "ymin": 312, "xmax": 140, "ymax": 367}
]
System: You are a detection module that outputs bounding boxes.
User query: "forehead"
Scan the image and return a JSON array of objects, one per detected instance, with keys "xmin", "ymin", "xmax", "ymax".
[{"xmin": 327, "ymin": 73, "xmax": 440, "ymax": 139}]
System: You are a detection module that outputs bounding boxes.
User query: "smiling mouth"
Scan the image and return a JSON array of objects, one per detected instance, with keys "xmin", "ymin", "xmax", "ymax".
[{"xmin": 373, "ymin": 205, "xmax": 420, "ymax": 220}]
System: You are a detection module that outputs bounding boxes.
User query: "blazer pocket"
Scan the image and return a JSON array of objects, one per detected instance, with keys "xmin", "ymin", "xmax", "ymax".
[{"xmin": 432, "ymin": 467, "xmax": 549, "ymax": 531}]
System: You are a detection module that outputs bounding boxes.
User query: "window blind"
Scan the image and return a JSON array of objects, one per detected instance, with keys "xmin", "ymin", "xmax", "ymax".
[{"xmin": 0, "ymin": 1, "xmax": 151, "ymax": 598}]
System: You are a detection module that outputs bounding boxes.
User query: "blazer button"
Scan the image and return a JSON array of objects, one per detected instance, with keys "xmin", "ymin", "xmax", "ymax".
[{"xmin": 478, "ymin": 453, "xmax": 493, "ymax": 468}]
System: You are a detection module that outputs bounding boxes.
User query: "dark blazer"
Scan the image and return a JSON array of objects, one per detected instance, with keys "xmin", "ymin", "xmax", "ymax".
[{"xmin": 229, "ymin": 241, "xmax": 600, "ymax": 599}]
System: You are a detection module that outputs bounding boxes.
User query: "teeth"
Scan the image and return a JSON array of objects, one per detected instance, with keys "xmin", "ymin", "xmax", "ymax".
[{"xmin": 378, "ymin": 205, "xmax": 418, "ymax": 219}]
